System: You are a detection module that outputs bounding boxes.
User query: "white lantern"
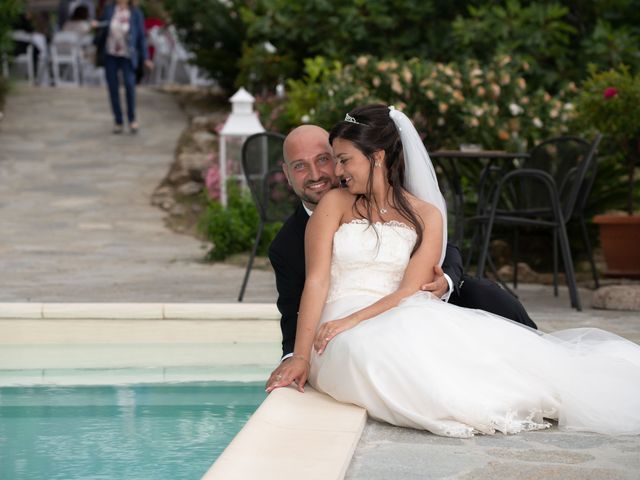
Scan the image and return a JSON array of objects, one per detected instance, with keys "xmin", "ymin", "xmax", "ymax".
[{"xmin": 218, "ymin": 87, "xmax": 265, "ymax": 206}]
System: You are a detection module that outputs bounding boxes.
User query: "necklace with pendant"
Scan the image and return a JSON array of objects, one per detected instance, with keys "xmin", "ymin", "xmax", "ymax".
[{"xmin": 379, "ymin": 207, "xmax": 388, "ymax": 214}]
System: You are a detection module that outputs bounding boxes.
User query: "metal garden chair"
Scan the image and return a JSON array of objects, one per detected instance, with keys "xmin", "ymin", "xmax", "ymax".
[
  {"xmin": 468, "ymin": 134, "xmax": 602, "ymax": 311},
  {"xmin": 238, "ymin": 132, "xmax": 297, "ymax": 301}
]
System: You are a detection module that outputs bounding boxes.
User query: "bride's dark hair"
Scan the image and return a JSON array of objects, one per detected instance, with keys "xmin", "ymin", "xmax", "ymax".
[{"xmin": 329, "ymin": 104, "xmax": 423, "ymax": 254}]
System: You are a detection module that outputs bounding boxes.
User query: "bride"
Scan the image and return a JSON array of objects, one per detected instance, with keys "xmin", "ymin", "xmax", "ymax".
[{"xmin": 266, "ymin": 104, "xmax": 640, "ymax": 437}]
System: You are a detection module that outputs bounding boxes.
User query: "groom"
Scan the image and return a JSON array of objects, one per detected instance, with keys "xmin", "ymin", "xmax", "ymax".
[{"xmin": 269, "ymin": 125, "xmax": 536, "ymax": 362}]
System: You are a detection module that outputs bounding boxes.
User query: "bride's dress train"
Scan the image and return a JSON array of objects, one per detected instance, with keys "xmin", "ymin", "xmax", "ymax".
[{"xmin": 308, "ymin": 220, "xmax": 640, "ymax": 437}]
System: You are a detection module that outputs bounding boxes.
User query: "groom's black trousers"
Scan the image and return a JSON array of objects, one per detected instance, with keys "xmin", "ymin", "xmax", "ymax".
[{"xmin": 449, "ymin": 276, "xmax": 537, "ymax": 329}]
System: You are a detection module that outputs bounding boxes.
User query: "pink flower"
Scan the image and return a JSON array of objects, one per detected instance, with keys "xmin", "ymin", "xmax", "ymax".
[
  {"xmin": 603, "ymin": 87, "xmax": 618, "ymax": 99},
  {"xmin": 205, "ymin": 165, "xmax": 221, "ymax": 200}
]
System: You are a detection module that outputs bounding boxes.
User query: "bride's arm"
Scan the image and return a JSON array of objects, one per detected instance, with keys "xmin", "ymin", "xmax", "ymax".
[
  {"xmin": 265, "ymin": 189, "xmax": 345, "ymax": 392},
  {"xmin": 315, "ymin": 203, "xmax": 443, "ymax": 353},
  {"xmin": 294, "ymin": 191, "xmax": 344, "ymax": 359}
]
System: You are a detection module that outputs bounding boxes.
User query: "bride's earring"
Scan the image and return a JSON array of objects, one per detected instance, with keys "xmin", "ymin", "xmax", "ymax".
[{"xmin": 374, "ymin": 161, "xmax": 382, "ymax": 168}]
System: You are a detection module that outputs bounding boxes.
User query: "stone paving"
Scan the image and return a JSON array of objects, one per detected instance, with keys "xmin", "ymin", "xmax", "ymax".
[
  {"xmin": 1, "ymin": 85, "xmax": 639, "ymax": 479},
  {"xmin": 0, "ymin": 85, "xmax": 276, "ymax": 303}
]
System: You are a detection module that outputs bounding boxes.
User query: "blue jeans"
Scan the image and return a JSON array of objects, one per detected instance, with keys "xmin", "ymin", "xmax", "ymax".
[{"xmin": 104, "ymin": 54, "xmax": 136, "ymax": 125}]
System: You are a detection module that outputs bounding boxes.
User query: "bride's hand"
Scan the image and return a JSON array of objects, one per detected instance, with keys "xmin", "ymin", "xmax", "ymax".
[
  {"xmin": 265, "ymin": 355, "xmax": 309, "ymax": 393},
  {"xmin": 314, "ymin": 317, "xmax": 359, "ymax": 354}
]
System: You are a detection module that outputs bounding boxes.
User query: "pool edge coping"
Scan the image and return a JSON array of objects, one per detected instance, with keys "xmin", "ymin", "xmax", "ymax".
[{"xmin": 202, "ymin": 386, "xmax": 367, "ymax": 480}]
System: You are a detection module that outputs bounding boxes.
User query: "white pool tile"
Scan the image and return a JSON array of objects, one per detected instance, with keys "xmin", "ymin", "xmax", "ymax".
[
  {"xmin": 0, "ymin": 303, "xmax": 43, "ymax": 318},
  {"xmin": 163, "ymin": 303, "xmax": 279, "ymax": 320},
  {"xmin": 42, "ymin": 303, "xmax": 164, "ymax": 319}
]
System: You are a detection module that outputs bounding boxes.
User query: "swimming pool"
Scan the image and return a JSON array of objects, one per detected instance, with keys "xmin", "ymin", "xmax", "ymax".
[{"xmin": 0, "ymin": 381, "xmax": 266, "ymax": 480}]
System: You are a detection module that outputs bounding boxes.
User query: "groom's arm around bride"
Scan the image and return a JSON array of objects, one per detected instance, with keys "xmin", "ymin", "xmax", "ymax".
[{"xmin": 267, "ymin": 125, "xmax": 536, "ymax": 384}]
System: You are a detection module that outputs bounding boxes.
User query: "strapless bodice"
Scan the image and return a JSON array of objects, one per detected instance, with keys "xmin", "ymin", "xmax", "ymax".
[{"xmin": 326, "ymin": 219, "xmax": 417, "ymax": 303}]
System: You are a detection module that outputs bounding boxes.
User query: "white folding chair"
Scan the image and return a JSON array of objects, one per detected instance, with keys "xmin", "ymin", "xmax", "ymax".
[{"xmin": 51, "ymin": 31, "xmax": 82, "ymax": 86}]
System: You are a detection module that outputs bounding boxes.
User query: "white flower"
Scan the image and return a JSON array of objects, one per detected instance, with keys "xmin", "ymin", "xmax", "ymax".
[
  {"xmin": 533, "ymin": 117, "xmax": 543, "ymax": 128},
  {"xmin": 563, "ymin": 102, "xmax": 574, "ymax": 111},
  {"xmin": 509, "ymin": 103, "xmax": 524, "ymax": 116},
  {"xmin": 301, "ymin": 115, "xmax": 310, "ymax": 123}
]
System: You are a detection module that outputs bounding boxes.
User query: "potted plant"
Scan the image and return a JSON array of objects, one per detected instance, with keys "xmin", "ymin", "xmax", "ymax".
[{"xmin": 574, "ymin": 65, "xmax": 640, "ymax": 277}]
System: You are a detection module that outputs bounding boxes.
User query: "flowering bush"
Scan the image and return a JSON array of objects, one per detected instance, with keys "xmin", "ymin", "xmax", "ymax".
[
  {"xmin": 574, "ymin": 65, "xmax": 640, "ymax": 214},
  {"xmin": 284, "ymin": 55, "xmax": 575, "ymax": 152},
  {"xmin": 204, "ymin": 163, "xmax": 221, "ymax": 200}
]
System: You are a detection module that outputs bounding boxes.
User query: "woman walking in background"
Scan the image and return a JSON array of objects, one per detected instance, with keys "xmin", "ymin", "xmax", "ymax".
[{"xmin": 94, "ymin": 0, "xmax": 152, "ymax": 134}]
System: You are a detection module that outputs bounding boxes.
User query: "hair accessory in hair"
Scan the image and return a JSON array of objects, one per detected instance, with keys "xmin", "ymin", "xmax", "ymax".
[{"xmin": 344, "ymin": 113, "xmax": 367, "ymax": 126}]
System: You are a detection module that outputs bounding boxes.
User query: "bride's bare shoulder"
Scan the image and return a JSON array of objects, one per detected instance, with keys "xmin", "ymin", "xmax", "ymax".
[
  {"xmin": 313, "ymin": 188, "xmax": 355, "ymax": 219},
  {"xmin": 407, "ymin": 195, "xmax": 443, "ymax": 223},
  {"xmin": 317, "ymin": 188, "xmax": 354, "ymax": 208}
]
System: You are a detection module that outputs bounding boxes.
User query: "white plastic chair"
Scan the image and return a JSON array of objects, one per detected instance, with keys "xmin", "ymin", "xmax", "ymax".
[
  {"xmin": 76, "ymin": 33, "xmax": 104, "ymax": 86},
  {"xmin": 147, "ymin": 26, "xmax": 171, "ymax": 84},
  {"xmin": 8, "ymin": 31, "xmax": 35, "ymax": 84},
  {"xmin": 31, "ymin": 32, "xmax": 50, "ymax": 86},
  {"xmin": 50, "ymin": 31, "xmax": 82, "ymax": 86},
  {"xmin": 166, "ymin": 26, "xmax": 213, "ymax": 86}
]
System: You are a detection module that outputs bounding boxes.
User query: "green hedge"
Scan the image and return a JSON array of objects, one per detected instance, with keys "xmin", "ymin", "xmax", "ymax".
[
  {"xmin": 198, "ymin": 182, "xmax": 282, "ymax": 261},
  {"xmin": 0, "ymin": 0, "xmax": 24, "ymax": 108}
]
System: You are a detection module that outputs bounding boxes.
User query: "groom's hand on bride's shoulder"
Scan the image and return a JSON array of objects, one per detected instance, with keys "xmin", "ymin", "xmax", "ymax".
[
  {"xmin": 265, "ymin": 356, "xmax": 309, "ymax": 394},
  {"xmin": 420, "ymin": 265, "xmax": 448, "ymax": 298}
]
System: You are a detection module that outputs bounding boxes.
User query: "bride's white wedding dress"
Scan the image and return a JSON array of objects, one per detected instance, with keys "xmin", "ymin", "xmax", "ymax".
[{"xmin": 308, "ymin": 220, "xmax": 640, "ymax": 437}]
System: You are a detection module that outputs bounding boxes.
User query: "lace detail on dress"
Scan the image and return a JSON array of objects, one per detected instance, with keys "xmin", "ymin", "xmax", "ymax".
[
  {"xmin": 342, "ymin": 218, "xmax": 416, "ymax": 232},
  {"xmin": 327, "ymin": 220, "xmax": 417, "ymax": 303}
]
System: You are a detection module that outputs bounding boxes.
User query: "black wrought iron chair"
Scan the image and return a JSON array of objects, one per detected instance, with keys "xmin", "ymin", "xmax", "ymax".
[
  {"xmin": 468, "ymin": 134, "xmax": 602, "ymax": 311},
  {"xmin": 238, "ymin": 132, "xmax": 297, "ymax": 302}
]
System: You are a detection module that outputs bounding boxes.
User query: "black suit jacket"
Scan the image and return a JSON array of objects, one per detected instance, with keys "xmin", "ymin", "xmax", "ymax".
[{"xmin": 268, "ymin": 202, "xmax": 465, "ymax": 357}]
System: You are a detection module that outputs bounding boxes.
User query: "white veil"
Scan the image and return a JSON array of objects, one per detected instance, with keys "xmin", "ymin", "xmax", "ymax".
[{"xmin": 388, "ymin": 106, "xmax": 447, "ymax": 266}]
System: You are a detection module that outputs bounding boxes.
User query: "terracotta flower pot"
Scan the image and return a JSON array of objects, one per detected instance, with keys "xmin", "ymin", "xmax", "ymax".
[{"xmin": 593, "ymin": 214, "xmax": 640, "ymax": 278}]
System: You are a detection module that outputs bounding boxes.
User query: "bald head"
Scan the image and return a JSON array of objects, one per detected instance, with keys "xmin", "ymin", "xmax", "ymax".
[
  {"xmin": 282, "ymin": 125, "xmax": 337, "ymax": 210},
  {"xmin": 283, "ymin": 125, "xmax": 330, "ymax": 162}
]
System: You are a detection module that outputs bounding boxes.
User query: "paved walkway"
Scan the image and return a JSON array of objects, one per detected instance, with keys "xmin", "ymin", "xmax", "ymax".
[
  {"xmin": 0, "ymin": 85, "xmax": 276, "ymax": 302},
  {"xmin": 1, "ymin": 85, "xmax": 638, "ymax": 479}
]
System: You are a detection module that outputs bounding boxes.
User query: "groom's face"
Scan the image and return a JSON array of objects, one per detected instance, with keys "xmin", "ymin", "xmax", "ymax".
[{"xmin": 283, "ymin": 126, "xmax": 338, "ymax": 210}]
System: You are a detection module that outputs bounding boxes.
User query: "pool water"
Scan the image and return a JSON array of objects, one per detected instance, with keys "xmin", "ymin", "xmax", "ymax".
[{"xmin": 0, "ymin": 382, "xmax": 266, "ymax": 480}]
